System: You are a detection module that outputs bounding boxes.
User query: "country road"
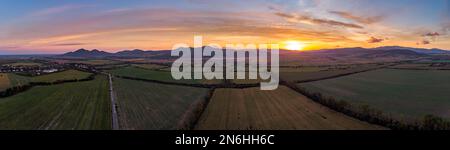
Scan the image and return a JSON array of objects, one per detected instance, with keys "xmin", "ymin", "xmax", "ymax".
[{"xmin": 108, "ymin": 73, "xmax": 119, "ymax": 130}]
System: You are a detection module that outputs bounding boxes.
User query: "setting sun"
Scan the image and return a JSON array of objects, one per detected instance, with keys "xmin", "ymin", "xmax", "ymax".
[{"xmin": 284, "ymin": 41, "xmax": 306, "ymax": 51}]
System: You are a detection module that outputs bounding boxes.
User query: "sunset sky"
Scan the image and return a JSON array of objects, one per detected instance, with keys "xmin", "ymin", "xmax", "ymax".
[{"xmin": 0, "ymin": 0, "xmax": 449, "ymax": 54}]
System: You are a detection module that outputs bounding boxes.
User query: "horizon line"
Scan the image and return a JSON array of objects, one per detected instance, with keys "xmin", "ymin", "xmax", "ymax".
[{"xmin": 0, "ymin": 45, "xmax": 448, "ymax": 56}]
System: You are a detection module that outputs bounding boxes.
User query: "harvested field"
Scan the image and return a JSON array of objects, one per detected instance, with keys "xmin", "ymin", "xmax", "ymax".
[
  {"xmin": 196, "ymin": 86, "xmax": 383, "ymax": 130},
  {"xmin": 0, "ymin": 73, "xmax": 10, "ymax": 91}
]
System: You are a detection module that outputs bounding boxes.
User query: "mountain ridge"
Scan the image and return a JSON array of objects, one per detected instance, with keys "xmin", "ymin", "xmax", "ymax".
[{"xmin": 60, "ymin": 46, "xmax": 449, "ymax": 58}]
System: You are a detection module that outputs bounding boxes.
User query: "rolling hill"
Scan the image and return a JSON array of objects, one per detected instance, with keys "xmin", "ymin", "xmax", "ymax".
[{"xmin": 62, "ymin": 49, "xmax": 113, "ymax": 58}]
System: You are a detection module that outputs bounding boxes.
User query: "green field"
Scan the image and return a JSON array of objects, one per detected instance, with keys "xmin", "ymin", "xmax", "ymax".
[
  {"xmin": 230, "ymin": 65, "xmax": 382, "ymax": 84},
  {"xmin": 132, "ymin": 64, "xmax": 167, "ymax": 70},
  {"xmin": 279, "ymin": 66, "xmax": 327, "ymax": 73},
  {"xmin": 300, "ymin": 69, "xmax": 450, "ymax": 120},
  {"xmin": 75, "ymin": 59, "xmax": 119, "ymax": 65},
  {"xmin": 389, "ymin": 63, "xmax": 432, "ymax": 69},
  {"xmin": 113, "ymin": 78, "xmax": 209, "ymax": 129},
  {"xmin": 432, "ymin": 60, "xmax": 450, "ymax": 63},
  {"xmin": 32, "ymin": 69, "xmax": 92, "ymax": 82},
  {"xmin": 95, "ymin": 64, "xmax": 130, "ymax": 70},
  {"xmin": 281, "ymin": 64, "xmax": 386, "ymax": 82},
  {"xmin": 108, "ymin": 67, "xmax": 222, "ymax": 84},
  {"xmin": 0, "ymin": 75, "xmax": 110, "ymax": 129}
]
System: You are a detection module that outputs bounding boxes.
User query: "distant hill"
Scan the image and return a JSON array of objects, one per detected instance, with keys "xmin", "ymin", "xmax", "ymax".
[
  {"xmin": 373, "ymin": 46, "xmax": 449, "ymax": 54},
  {"xmin": 276, "ymin": 46, "xmax": 448, "ymax": 65},
  {"xmin": 359, "ymin": 49, "xmax": 427, "ymax": 59},
  {"xmin": 60, "ymin": 48, "xmax": 171, "ymax": 59},
  {"xmin": 114, "ymin": 49, "xmax": 146, "ymax": 57},
  {"xmin": 61, "ymin": 49, "xmax": 113, "ymax": 58},
  {"xmin": 115, "ymin": 49, "xmax": 172, "ymax": 59}
]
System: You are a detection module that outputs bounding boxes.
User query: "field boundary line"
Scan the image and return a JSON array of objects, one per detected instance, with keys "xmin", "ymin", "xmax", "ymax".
[
  {"xmin": 294, "ymin": 65, "xmax": 395, "ymax": 83},
  {"xmin": 113, "ymin": 75, "xmax": 261, "ymax": 89}
]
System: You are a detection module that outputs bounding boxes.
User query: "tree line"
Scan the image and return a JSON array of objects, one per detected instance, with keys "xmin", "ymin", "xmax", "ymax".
[
  {"xmin": 0, "ymin": 74, "xmax": 96, "ymax": 98},
  {"xmin": 177, "ymin": 88, "xmax": 215, "ymax": 130}
]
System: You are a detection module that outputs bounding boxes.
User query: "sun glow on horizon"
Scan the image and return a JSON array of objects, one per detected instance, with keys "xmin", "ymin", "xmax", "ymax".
[{"xmin": 283, "ymin": 41, "xmax": 306, "ymax": 51}]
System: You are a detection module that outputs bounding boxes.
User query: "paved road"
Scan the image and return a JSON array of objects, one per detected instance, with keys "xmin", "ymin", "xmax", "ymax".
[{"xmin": 108, "ymin": 73, "xmax": 119, "ymax": 130}]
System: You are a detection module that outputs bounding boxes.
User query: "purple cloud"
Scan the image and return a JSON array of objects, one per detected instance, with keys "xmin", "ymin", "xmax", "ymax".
[
  {"xmin": 367, "ymin": 37, "xmax": 384, "ymax": 43},
  {"xmin": 423, "ymin": 32, "xmax": 440, "ymax": 37}
]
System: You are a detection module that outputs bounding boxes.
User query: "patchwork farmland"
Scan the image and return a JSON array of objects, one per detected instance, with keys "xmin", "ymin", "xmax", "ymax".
[
  {"xmin": 195, "ymin": 86, "xmax": 384, "ymax": 130},
  {"xmin": 0, "ymin": 57, "xmax": 447, "ymax": 130}
]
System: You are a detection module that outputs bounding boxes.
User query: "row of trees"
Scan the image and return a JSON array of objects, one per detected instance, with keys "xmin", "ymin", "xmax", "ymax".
[
  {"xmin": 116, "ymin": 76, "xmax": 260, "ymax": 89},
  {"xmin": 177, "ymin": 88, "xmax": 215, "ymax": 130},
  {"xmin": 283, "ymin": 81, "xmax": 450, "ymax": 130}
]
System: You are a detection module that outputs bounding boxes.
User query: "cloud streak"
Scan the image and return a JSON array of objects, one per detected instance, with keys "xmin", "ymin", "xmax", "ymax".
[
  {"xmin": 273, "ymin": 11, "xmax": 363, "ymax": 29},
  {"xmin": 328, "ymin": 11, "xmax": 384, "ymax": 24},
  {"xmin": 51, "ymin": 42, "xmax": 89, "ymax": 46},
  {"xmin": 30, "ymin": 4, "xmax": 93, "ymax": 17}
]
